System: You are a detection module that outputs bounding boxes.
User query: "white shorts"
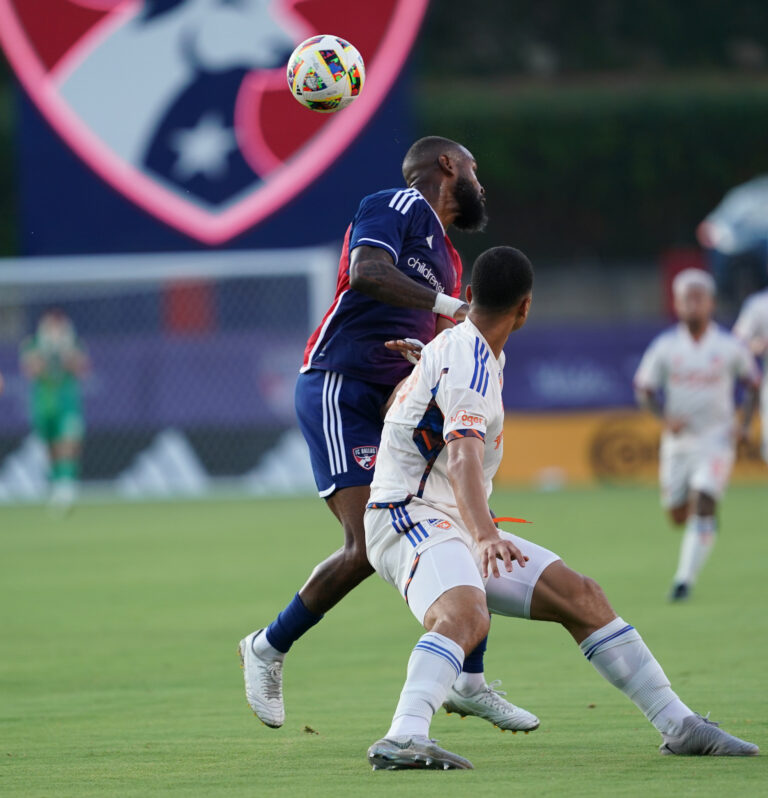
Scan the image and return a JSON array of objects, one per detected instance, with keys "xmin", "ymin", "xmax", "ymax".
[
  {"xmin": 365, "ymin": 504, "xmax": 561, "ymax": 625},
  {"xmin": 659, "ymin": 435, "xmax": 735, "ymax": 508}
]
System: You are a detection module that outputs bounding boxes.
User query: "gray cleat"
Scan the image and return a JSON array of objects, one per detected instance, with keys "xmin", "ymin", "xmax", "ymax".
[
  {"xmin": 443, "ymin": 680, "xmax": 539, "ymax": 732},
  {"xmin": 367, "ymin": 735, "xmax": 474, "ymax": 770},
  {"xmin": 659, "ymin": 713, "xmax": 759, "ymax": 756}
]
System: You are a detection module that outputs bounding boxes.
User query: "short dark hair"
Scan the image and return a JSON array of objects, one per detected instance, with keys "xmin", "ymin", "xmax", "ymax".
[
  {"xmin": 470, "ymin": 247, "xmax": 533, "ymax": 311},
  {"xmin": 402, "ymin": 136, "xmax": 465, "ymax": 181},
  {"xmin": 142, "ymin": 0, "xmax": 187, "ymax": 21}
]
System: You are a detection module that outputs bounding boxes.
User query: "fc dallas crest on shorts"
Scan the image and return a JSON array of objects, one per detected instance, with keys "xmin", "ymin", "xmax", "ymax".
[
  {"xmin": 352, "ymin": 445, "xmax": 378, "ymax": 470},
  {"xmin": 0, "ymin": 0, "xmax": 429, "ymax": 244}
]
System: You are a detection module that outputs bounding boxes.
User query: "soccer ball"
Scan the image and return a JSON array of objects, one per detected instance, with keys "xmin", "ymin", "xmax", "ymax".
[{"xmin": 286, "ymin": 35, "xmax": 365, "ymax": 113}]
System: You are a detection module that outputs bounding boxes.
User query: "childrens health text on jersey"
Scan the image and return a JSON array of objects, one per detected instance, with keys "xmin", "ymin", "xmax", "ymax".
[{"xmin": 301, "ymin": 188, "xmax": 462, "ymax": 387}]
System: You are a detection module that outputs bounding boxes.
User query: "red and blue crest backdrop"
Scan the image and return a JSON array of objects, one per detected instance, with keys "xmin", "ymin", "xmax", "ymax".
[{"xmin": 0, "ymin": 0, "xmax": 430, "ymax": 254}]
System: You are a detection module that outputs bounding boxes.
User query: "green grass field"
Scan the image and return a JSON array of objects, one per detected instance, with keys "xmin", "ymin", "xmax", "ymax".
[{"xmin": 1, "ymin": 486, "xmax": 766, "ymax": 797}]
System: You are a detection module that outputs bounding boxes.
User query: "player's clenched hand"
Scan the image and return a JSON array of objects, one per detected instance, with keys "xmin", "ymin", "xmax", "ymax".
[
  {"xmin": 385, "ymin": 338, "xmax": 424, "ymax": 364},
  {"xmin": 479, "ymin": 536, "xmax": 528, "ymax": 579}
]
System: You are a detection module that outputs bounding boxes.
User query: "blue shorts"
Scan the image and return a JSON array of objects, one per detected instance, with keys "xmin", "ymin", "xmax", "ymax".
[{"xmin": 295, "ymin": 369, "xmax": 393, "ymax": 498}]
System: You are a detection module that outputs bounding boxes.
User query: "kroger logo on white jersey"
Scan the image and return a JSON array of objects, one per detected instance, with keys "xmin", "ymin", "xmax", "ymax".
[
  {"xmin": 407, "ymin": 257, "xmax": 445, "ymax": 294},
  {"xmin": 450, "ymin": 410, "xmax": 485, "ymax": 428}
]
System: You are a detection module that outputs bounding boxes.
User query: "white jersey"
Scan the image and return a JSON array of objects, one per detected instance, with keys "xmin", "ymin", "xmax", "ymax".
[
  {"xmin": 634, "ymin": 322, "xmax": 759, "ymax": 440},
  {"xmin": 734, "ymin": 289, "xmax": 768, "ymax": 394},
  {"xmin": 368, "ymin": 318, "xmax": 505, "ymax": 518}
]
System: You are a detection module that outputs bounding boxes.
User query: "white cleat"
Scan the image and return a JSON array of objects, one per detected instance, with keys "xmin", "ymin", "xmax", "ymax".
[
  {"xmin": 443, "ymin": 680, "xmax": 539, "ymax": 732},
  {"xmin": 237, "ymin": 629, "xmax": 285, "ymax": 728},
  {"xmin": 659, "ymin": 713, "xmax": 759, "ymax": 756},
  {"xmin": 367, "ymin": 735, "xmax": 473, "ymax": 770}
]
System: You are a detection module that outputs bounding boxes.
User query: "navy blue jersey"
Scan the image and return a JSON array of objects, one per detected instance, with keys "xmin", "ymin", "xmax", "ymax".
[{"xmin": 302, "ymin": 188, "xmax": 462, "ymax": 387}]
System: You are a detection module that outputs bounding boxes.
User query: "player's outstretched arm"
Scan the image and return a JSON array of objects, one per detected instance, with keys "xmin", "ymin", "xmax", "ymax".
[
  {"xmin": 446, "ymin": 436, "xmax": 527, "ymax": 579},
  {"xmin": 349, "ymin": 246, "xmax": 467, "ymax": 319}
]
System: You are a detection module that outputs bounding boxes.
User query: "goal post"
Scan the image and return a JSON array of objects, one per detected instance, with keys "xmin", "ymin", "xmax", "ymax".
[{"xmin": 0, "ymin": 247, "xmax": 338, "ymax": 501}]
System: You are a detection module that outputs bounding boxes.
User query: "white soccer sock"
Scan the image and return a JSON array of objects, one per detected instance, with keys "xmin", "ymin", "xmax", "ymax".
[
  {"xmin": 251, "ymin": 630, "xmax": 284, "ymax": 662},
  {"xmin": 579, "ymin": 617, "xmax": 693, "ymax": 735},
  {"xmin": 673, "ymin": 515, "xmax": 716, "ymax": 586},
  {"xmin": 387, "ymin": 631, "xmax": 465, "ymax": 739},
  {"xmin": 453, "ymin": 671, "xmax": 486, "ymax": 695}
]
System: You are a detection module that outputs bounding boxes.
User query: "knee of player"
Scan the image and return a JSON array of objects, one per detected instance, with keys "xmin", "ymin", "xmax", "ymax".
[
  {"xmin": 473, "ymin": 608, "xmax": 491, "ymax": 640},
  {"xmin": 459, "ymin": 601, "xmax": 491, "ymax": 643},
  {"xmin": 668, "ymin": 505, "xmax": 688, "ymax": 526},
  {"xmin": 426, "ymin": 596, "xmax": 489, "ymax": 650},
  {"xmin": 692, "ymin": 491, "xmax": 716, "ymax": 517},
  {"xmin": 341, "ymin": 541, "xmax": 374, "ymax": 574}
]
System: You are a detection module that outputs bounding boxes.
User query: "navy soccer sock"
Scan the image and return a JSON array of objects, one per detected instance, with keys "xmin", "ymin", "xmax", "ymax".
[
  {"xmin": 452, "ymin": 633, "xmax": 488, "ymax": 695},
  {"xmin": 462, "ymin": 634, "xmax": 487, "ymax": 673},
  {"xmin": 265, "ymin": 593, "xmax": 323, "ymax": 654}
]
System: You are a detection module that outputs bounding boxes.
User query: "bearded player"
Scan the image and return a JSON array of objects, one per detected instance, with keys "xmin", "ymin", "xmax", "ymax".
[
  {"xmin": 635, "ymin": 269, "xmax": 760, "ymax": 602},
  {"xmin": 364, "ymin": 247, "xmax": 757, "ymax": 770},
  {"xmin": 238, "ymin": 137, "xmax": 538, "ymax": 733}
]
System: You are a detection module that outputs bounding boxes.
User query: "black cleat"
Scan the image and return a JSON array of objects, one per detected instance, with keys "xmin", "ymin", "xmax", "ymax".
[{"xmin": 668, "ymin": 582, "xmax": 690, "ymax": 602}]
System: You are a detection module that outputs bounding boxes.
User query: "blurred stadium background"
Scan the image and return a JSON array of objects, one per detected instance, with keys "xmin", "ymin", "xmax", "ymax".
[{"xmin": 0, "ymin": 0, "xmax": 766, "ymax": 502}]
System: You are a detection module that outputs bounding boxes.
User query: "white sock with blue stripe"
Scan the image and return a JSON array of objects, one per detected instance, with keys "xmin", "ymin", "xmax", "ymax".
[
  {"xmin": 387, "ymin": 632, "xmax": 465, "ymax": 739},
  {"xmin": 674, "ymin": 515, "xmax": 716, "ymax": 586},
  {"xmin": 579, "ymin": 617, "xmax": 693, "ymax": 735}
]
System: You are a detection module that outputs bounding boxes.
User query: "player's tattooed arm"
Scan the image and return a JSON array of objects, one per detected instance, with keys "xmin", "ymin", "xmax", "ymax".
[{"xmin": 349, "ymin": 246, "xmax": 468, "ymax": 318}]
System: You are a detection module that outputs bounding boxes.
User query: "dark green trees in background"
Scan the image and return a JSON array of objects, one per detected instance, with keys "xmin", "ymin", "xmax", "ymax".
[{"xmin": 2, "ymin": 2, "xmax": 768, "ymax": 258}]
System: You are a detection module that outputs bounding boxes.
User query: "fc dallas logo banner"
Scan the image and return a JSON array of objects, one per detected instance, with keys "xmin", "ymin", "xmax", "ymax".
[{"xmin": 0, "ymin": 0, "xmax": 429, "ymax": 244}]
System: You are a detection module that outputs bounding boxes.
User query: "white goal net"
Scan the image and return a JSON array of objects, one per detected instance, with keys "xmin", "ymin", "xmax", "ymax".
[{"xmin": 0, "ymin": 247, "xmax": 337, "ymax": 501}]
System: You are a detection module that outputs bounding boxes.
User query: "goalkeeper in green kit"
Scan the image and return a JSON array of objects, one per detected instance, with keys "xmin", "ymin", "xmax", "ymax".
[{"xmin": 20, "ymin": 311, "xmax": 89, "ymax": 509}]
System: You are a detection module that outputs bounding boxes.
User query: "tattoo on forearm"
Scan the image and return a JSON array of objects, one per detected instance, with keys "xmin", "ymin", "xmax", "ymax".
[{"xmin": 353, "ymin": 259, "xmax": 436, "ymax": 310}]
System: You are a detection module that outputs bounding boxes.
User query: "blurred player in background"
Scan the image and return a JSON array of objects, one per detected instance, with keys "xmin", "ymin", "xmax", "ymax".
[
  {"xmin": 365, "ymin": 248, "xmax": 758, "ymax": 770},
  {"xmin": 20, "ymin": 310, "xmax": 89, "ymax": 510},
  {"xmin": 239, "ymin": 137, "xmax": 539, "ymax": 733},
  {"xmin": 733, "ymin": 273, "xmax": 768, "ymax": 463},
  {"xmin": 634, "ymin": 269, "xmax": 760, "ymax": 602}
]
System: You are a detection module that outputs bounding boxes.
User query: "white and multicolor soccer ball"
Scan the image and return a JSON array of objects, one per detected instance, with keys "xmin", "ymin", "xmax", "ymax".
[{"xmin": 286, "ymin": 35, "xmax": 365, "ymax": 113}]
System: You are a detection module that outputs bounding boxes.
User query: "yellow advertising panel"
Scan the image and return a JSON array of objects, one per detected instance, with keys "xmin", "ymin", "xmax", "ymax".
[{"xmin": 497, "ymin": 411, "xmax": 766, "ymax": 487}]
